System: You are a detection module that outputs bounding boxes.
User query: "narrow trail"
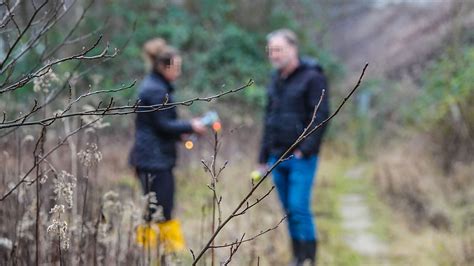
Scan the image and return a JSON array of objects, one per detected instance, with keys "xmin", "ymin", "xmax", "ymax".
[{"xmin": 340, "ymin": 166, "xmax": 389, "ymax": 264}]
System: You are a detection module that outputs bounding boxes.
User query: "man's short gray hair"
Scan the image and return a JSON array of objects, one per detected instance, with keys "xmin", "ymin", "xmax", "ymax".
[{"xmin": 267, "ymin": 28, "xmax": 298, "ymax": 47}]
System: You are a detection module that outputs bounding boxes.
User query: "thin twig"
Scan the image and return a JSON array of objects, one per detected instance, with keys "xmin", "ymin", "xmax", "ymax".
[
  {"xmin": 209, "ymin": 215, "xmax": 287, "ymax": 249},
  {"xmin": 223, "ymin": 234, "xmax": 245, "ymax": 265}
]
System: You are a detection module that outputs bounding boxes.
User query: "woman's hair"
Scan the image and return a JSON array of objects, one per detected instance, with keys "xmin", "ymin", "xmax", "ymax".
[{"xmin": 142, "ymin": 38, "xmax": 179, "ymax": 71}]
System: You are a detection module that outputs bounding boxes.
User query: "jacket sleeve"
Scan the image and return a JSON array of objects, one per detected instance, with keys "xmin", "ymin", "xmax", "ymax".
[
  {"xmin": 258, "ymin": 91, "xmax": 272, "ymax": 164},
  {"xmin": 298, "ymin": 71, "xmax": 330, "ymax": 156},
  {"xmin": 142, "ymin": 89, "xmax": 194, "ymax": 136}
]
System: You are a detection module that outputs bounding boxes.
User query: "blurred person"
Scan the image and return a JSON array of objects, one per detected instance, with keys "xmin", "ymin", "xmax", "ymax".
[
  {"xmin": 129, "ymin": 38, "xmax": 206, "ymax": 253},
  {"xmin": 258, "ymin": 29, "xmax": 330, "ymax": 265}
]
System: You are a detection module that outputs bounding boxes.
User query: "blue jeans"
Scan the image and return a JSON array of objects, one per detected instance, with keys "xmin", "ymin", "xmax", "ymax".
[{"xmin": 269, "ymin": 155, "xmax": 318, "ymax": 241}]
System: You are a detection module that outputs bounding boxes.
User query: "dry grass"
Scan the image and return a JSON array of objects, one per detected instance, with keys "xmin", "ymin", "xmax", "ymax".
[
  {"xmin": 374, "ymin": 135, "xmax": 474, "ymax": 265},
  {"xmin": 0, "ymin": 121, "xmax": 367, "ymax": 265}
]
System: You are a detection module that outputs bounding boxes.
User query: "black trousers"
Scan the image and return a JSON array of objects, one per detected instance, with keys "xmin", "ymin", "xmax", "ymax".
[{"xmin": 137, "ymin": 168, "xmax": 174, "ymax": 221}]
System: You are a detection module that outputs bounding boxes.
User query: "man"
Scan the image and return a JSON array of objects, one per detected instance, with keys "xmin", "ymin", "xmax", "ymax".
[{"xmin": 259, "ymin": 29, "xmax": 330, "ymax": 265}]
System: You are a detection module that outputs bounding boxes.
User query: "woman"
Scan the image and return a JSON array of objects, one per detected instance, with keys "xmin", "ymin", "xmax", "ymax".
[{"xmin": 129, "ymin": 38, "xmax": 206, "ymax": 252}]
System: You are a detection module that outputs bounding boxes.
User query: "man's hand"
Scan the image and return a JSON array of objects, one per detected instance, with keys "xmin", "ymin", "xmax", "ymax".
[
  {"xmin": 293, "ymin": 149, "xmax": 303, "ymax": 159},
  {"xmin": 250, "ymin": 164, "xmax": 269, "ymax": 182},
  {"xmin": 258, "ymin": 163, "xmax": 269, "ymax": 173}
]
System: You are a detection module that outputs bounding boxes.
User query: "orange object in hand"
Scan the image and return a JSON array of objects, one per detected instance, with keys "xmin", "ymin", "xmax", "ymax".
[{"xmin": 212, "ymin": 121, "xmax": 222, "ymax": 132}]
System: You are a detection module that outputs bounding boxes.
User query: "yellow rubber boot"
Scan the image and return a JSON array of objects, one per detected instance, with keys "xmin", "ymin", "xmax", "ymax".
[
  {"xmin": 135, "ymin": 223, "xmax": 159, "ymax": 248},
  {"xmin": 158, "ymin": 219, "xmax": 186, "ymax": 254}
]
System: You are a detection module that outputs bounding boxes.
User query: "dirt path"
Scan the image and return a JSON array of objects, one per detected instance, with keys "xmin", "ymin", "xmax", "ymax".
[{"xmin": 340, "ymin": 167, "xmax": 389, "ymax": 263}]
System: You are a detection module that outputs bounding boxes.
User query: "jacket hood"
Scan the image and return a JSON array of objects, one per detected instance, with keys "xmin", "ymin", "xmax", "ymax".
[{"xmin": 299, "ymin": 56, "xmax": 324, "ymax": 73}]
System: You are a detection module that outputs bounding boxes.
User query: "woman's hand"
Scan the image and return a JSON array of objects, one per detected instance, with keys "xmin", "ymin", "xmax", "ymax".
[
  {"xmin": 191, "ymin": 119, "xmax": 207, "ymax": 135},
  {"xmin": 180, "ymin": 133, "xmax": 191, "ymax": 141}
]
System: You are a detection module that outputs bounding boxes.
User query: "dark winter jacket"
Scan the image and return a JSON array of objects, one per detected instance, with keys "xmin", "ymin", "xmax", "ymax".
[
  {"xmin": 129, "ymin": 72, "xmax": 193, "ymax": 170},
  {"xmin": 259, "ymin": 57, "xmax": 330, "ymax": 163}
]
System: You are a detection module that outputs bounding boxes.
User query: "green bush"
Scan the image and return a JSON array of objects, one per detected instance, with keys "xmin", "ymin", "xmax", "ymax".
[
  {"xmin": 76, "ymin": 1, "xmax": 342, "ymax": 107},
  {"xmin": 5, "ymin": 1, "xmax": 343, "ymax": 119},
  {"xmin": 415, "ymin": 47, "xmax": 474, "ymax": 127}
]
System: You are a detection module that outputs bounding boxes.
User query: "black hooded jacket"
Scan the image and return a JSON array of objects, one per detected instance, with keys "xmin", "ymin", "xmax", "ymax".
[
  {"xmin": 129, "ymin": 72, "xmax": 194, "ymax": 170},
  {"xmin": 259, "ymin": 57, "xmax": 330, "ymax": 163}
]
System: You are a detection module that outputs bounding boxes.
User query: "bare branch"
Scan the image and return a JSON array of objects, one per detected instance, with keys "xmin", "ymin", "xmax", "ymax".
[
  {"xmin": 0, "ymin": 0, "xmax": 80, "ymax": 76},
  {"xmin": 0, "ymin": 0, "xmax": 20, "ymax": 27},
  {"xmin": 0, "ymin": 62, "xmax": 82, "ymax": 139},
  {"xmin": 0, "ymin": 0, "xmax": 21, "ymax": 33},
  {"xmin": 0, "ymin": 80, "xmax": 254, "ymax": 129},
  {"xmin": 0, "ymin": 0, "xmax": 49, "ymax": 71},
  {"xmin": 40, "ymin": 0, "xmax": 96, "ymax": 61},
  {"xmin": 0, "ymin": 35, "xmax": 114, "ymax": 94}
]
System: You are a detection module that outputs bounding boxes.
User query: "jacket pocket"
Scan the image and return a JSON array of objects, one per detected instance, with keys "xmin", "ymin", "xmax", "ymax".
[{"xmin": 273, "ymin": 113, "xmax": 304, "ymax": 147}]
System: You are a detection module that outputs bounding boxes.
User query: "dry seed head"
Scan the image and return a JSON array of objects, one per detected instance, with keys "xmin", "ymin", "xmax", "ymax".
[
  {"xmin": 52, "ymin": 171, "xmax": 76, "ymax": 209},
  {"xmin": 39, "ymin": 173, "xmax": 48, "ymax": 184},
  {"xmin": 22, "ymin": 135, "xmax": 34, "ymax": 143},
  {"xmin": 78, "ymin": 142, "xmax": 102, "ymax": 167},
  {"xmin": 47, "ymin": 219, "xmax": 70, "ymax": 250},
  {"xmin": 103, "ymin": 190, "xmax": 119, "ymax": 202},
  {"xmin": 151, "ymin": 205, "xmax": 164, "ymax": 222},
  {"xmin": 102, "ymin": 190, "xmax": 122, "ymax": 219},
  {"xmin": 33, "ymin": 68, "xmax": 60, "ymax": 94},
  {"xmin": 49, "ymin": 204, "xmax": 65, "ymax": 214},
  {"xmin": 47, "ymin": 204, "xmax": 70, "ymax": 250},
  {"xmin": 141, "ymin": 192, "xmax": 164, "ymax": 222}
]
